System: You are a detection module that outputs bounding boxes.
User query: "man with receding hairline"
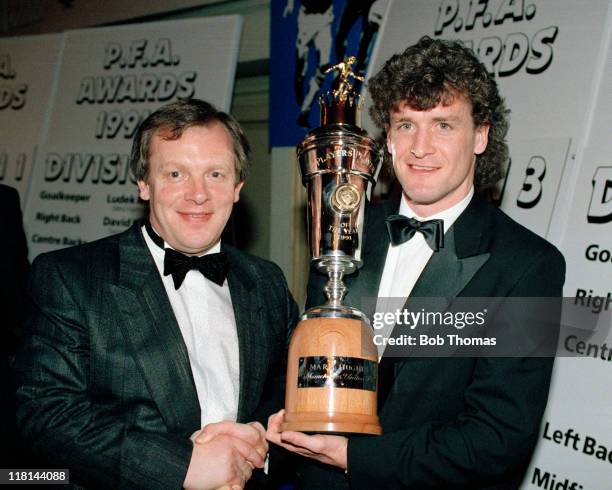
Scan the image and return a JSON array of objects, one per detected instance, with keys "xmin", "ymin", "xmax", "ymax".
[{"xmin": 16, "ymin": 99, "xmax": 298, "ymax": 489}]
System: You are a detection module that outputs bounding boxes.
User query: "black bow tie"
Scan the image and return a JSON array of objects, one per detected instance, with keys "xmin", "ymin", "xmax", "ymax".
[
  {"xmin": 144, "ymin": 220, "xmax": 229, "ymax": 289},
  {"xmin": 385, "ymin": 214, "xmax": 445, "ymax": 252},
  {"xmin": 163, "ymin": 248, "xmax": 228, "ymax": 289}
]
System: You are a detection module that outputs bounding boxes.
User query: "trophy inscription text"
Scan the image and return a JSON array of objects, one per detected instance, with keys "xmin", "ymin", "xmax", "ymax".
[{"xmin": 298, "ymin": 356, "xmax": 377, "ymax": 391}]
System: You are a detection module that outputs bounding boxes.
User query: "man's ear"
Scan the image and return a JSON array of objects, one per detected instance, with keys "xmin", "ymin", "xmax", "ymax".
[
  {"xmin": 474, "ymin": 123, "xmax": 490, "ymax": 155},
  {"xmin": 137, "ymin": 180, "xmax": 150, "ymax": 201},
  {"xmin": 385, "ymin": 127, "xmax": 394, "ymax": 155},
  {"xmin": 233, "ymin": 180, "xmax": 245, "ymax": 203}
]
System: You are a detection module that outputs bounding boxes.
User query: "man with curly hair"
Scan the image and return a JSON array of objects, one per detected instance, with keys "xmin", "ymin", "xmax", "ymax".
[{"xmin": 268, "ymin": 36, "xmax": 565, "ymax": 489}]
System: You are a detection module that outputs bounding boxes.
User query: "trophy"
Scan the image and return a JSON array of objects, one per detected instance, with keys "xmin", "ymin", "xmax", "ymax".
[{"xmin": 282, "ymin": 57, "xmax": 383, "ymax": 434}]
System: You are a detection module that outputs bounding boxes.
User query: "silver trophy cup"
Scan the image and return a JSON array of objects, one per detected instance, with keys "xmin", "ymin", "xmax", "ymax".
[
  {"xmin": 298, "ymin": 74, "xmax": 382, "ymax": 319},
  {"xmin": 282, "ymin": 58, "xmax": 383, "ymax": 435}
]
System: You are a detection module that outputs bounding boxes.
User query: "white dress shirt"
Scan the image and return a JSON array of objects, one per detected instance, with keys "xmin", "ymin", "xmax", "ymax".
[
  {"xmin": 375, "ymin": 188, "xmax": 474, "ymax": 357},
  {"xmin": 142, "ymin": 227, "xmax": 240, "ymax": 428}
]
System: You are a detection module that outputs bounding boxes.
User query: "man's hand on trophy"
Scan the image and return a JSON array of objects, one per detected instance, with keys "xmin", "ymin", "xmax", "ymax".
[{"xmin": 266, "ymin": 410, "xmax": 349, "ymax": 470}]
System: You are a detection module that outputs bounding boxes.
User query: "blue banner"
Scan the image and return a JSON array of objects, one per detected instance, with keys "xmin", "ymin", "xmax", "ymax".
[{"xmin": 270, "ymin": 0, "xmax": 387, "ymax": 147}]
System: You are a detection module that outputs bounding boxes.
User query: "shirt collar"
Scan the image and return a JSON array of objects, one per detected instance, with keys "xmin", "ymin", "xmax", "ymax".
[
  {"xmin": 142, "ymin": 221, "xmax": 221, "ymax": 258},
  {"xmin": 400, "ymin": 185, "xmax": 473, "ymax": 219},
  {"xmin": 398, "ymin": 186, "xmax": 474, "ymax": 234}
]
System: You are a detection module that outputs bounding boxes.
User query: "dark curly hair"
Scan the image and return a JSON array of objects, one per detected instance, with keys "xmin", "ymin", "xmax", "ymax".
[{"xmin": 368, "ymin": 36, "xmax": 509, "ymax": 187}]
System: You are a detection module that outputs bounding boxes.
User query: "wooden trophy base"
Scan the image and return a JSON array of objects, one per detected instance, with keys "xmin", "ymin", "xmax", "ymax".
[
  {"xmin": 282, "ymin": 410, "xmax": 382, "ymax": 435},
  {"xmin": 282, "ymin": 316, "xmax": 382, "ymax": 435}
]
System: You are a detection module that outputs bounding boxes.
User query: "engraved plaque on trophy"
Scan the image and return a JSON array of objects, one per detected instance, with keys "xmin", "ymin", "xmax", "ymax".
[{"xmin": 282, "ymin": 57, "xmax": 383, "ymax": 435}]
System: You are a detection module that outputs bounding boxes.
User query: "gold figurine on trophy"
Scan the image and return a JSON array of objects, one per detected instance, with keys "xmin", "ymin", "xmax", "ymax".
[{"xmin": 325, "ymin": 56, "xmax": 365, "ymax": 100}]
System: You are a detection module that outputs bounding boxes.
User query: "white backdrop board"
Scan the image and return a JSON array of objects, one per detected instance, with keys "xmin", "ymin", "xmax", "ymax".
[
  {"xmin": 528, "ymin": 16, "xmax": 612, "ymax": 486},
  {"xmin": 0, "ymin": 34, "xmax": 63, "ymax": 203},
  {"xmin": 365, "ymin": 0, "xmax": 612, "ymax": 487},
  {"xmin": 24, "ymin": 16, "xmax": 242, "ymax": 259}
]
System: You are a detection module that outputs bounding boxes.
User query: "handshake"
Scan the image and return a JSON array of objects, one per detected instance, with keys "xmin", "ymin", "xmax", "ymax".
[
  {"xmin": 183, "ymin": 410, "xmax": 349, "ymax": 490},
  {"xmin": 184, "ymin": 420, "xmax": 268, "ymax": 490}
]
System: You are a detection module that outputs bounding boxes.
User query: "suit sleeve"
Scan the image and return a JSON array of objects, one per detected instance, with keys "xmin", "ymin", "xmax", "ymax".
[
  {"xmin": 250, "ymin": 262, "xmax": 300, "ymax": 427},
  {"xmin": 346, "ymin": 247, "xmax": 565, "ymax": 489},
  {"xmin": 15, "ymin": 255, "xmax": 192, "ymax": 490},
  {"xmin": 248, "ymin": 262, "xmax": 301, "ymax": 488}
]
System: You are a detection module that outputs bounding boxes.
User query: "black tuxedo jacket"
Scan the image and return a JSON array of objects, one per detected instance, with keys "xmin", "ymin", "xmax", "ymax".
[
  {"xmin": 303, "ymin": 194, "xmax": 565, "ymax": 489},
  {"xmin": 0, "ymin": 184, "xmax": 29, "ymax": 466},
  {"xmin": 0, "ymin": 184, "xmax": 29, "ymax": 355},
  {"xmin": 15, "ymin": 223, "xmax": 298, "ymax": 489}
]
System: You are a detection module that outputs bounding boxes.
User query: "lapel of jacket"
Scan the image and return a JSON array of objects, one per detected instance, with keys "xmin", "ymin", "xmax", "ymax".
[
  {"xmin": 384, "ymin": 194, "xmax": 493, "ymax": 392},
  {"xmin": 107, "ymin": 224, "xmax": 200, "ymax": 433},
  {"xmin": 409, "ymin": 194, "xmax": 492, "ymax": 300},
  {"xmin": 345, "ymin": 199, "xmax": 398, "ymax": 318},
  {"xmin": 223, "ymin": 245, "xmax": 265, "ymax": 422}
]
